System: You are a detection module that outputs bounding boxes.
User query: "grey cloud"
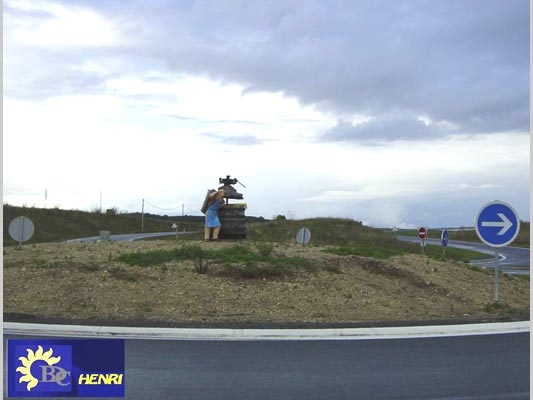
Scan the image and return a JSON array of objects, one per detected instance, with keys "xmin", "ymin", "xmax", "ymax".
[
  {"xmin": 3, "ymin": 46, "xmax": 118, "ymax": 100},
  {"xmin": 156, "ymin": 1, "xmax": 528, "ymax": 135},
  {"xmin": 320, "ymin": 115, "xmax": 445, "ymax": 142},
  {"xmin": 6, "ymin": 0, "xmax": 530, "ymax": 136}
]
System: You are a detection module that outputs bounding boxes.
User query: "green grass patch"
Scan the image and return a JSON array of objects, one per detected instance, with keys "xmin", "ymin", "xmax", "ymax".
[
  {"xmin": 248, "ymin": 218, "xmax": 491, "ymax": 263},
  {"xmin": 424, "ymin": 246, "xmax": 491, "ymax": 262},
  {"xmin": 118, "ymin": 244, "xmax": 318, "ymax": 279},
  {"xmin": 210, "ymin": 244, "xmax": 257, "ymax": 264},
  {"xmin": 324, "ymin": 241, "xmax": 490, "ymax": 263}
]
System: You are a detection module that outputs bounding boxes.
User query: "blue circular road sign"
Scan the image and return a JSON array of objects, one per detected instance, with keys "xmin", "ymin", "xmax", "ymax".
[
  {"xmin": 441, "ymin": 229, "xmax": 448, "ymax": 248},
  {"xmin": 475, "ymin": 201, "xmax": 520, "ymax": 247}
]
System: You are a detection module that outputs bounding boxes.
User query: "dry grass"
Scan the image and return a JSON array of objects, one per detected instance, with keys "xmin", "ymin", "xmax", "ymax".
[{"xmin": 3, "ymin": 240, "xmax": 529, "ymax": 326}]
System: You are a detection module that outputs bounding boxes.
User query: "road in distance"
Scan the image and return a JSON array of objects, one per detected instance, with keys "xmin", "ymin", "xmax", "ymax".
[{"xmin": 397, "ymin": 236, "xmax": 530, "ymax": 275}]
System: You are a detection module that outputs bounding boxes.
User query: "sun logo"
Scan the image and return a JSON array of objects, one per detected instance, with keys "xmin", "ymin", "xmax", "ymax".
[{"xmin": 16, "ymin": 345, "xmax": 61, "ymax": 391}]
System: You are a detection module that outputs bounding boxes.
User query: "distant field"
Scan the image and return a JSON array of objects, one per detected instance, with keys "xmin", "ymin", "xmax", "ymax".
[
  {"xmin": 398, "ymin": 224, "xmax": 530, "ymax": 247},
  {"xmin": 4, "ymin": 204, "xmax": 528, "ymax": 262}
]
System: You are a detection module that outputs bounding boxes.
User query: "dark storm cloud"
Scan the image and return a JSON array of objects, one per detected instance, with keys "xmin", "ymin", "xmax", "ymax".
[{"xmin": 6, "ymin": 0, "xmax": 530, "ymax": 138}]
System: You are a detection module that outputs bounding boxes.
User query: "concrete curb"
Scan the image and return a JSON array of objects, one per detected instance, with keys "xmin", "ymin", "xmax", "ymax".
[{"xmin": 3, "ymin": 321, "xmax": 530, "ymax": 341}]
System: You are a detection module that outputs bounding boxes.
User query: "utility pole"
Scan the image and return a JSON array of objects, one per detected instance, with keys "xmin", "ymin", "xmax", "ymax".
[{"xmin": 141, "ymin": 199, "xmax": 145, "ymax": 232}]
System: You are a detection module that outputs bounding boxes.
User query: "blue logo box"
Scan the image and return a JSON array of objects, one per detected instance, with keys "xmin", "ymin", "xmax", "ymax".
[{"xmin": 6, "ymin": 339, "xmax": 125, "ymax": 398}]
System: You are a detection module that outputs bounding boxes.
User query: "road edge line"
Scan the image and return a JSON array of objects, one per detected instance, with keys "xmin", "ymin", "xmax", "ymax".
[{"xmin": 3, "ymin": 321, "xmax": 530, "ymax": 341}]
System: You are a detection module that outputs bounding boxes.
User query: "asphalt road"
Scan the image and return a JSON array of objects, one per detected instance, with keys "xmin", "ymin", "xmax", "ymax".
[
  {"xmin": 397, "ymin": 236, "xmax": 530, "ymax": 275},
  {"xmin": 66, "ymin": 231, "xmax": 179, "ymax": 242},
  {"xmin": 5, "ymin": 332, "xmax": 529, "ymax": 400}
]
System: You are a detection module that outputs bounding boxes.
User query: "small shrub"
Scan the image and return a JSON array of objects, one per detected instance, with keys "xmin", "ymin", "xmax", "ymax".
[{"xmin": 195, "ymin": 256, "xmax": 209, "ymax": 274}]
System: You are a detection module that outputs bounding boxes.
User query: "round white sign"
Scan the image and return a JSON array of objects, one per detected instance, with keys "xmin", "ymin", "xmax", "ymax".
[
  {"xmin": 8, "ymin": 216, "xmax": 35, "ymax": 243},
  {"xmin": 296, "ymin": 227, "xmax": 311, "ymax": 245}
]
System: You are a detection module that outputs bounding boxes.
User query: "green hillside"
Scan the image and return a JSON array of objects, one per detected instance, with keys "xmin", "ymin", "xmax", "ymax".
[{"xmin": 3, "ymin": 205, "xmax": 203, "ymax": 245}]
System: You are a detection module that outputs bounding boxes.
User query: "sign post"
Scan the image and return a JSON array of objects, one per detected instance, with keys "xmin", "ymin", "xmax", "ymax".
[
  {"xmin": 417, "ymin": 227, "xmax": 427, "ymax": 255},
  {"xmin": 441, "ymin": 229, "xmax": 448, "ymax": 258},
  {"xmin": 474, "ymin": 200, "xmax": 520, "ymax": 303},
  {"xmin": 172, "ymin": 223, "xmax": 178, "ymax": 239}
]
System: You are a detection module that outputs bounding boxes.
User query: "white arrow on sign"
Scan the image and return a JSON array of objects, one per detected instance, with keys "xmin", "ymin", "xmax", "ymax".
[{"xmin": 481, "ymin": 212, "xmax": 512, "ymax": 236}]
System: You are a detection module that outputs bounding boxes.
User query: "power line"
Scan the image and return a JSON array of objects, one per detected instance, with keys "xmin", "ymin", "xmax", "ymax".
[
  {"xmin": 141, "ymin": 199, "xmax": 197, "ymax": 232},
  {"xmin": 143, "ymin": 199, "xmax": 182, "ymax": 211}
]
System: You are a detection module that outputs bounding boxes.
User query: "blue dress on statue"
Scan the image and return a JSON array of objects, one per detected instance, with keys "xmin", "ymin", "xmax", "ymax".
[{"xmin": 205, "ymin": 200, "xmax": 222, "ymax": 228}]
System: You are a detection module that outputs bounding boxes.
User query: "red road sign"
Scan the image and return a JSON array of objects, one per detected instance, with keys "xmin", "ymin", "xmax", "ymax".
[{"xmin": 417, "ymin": 227, "xmax": 427, "ymax": 239}]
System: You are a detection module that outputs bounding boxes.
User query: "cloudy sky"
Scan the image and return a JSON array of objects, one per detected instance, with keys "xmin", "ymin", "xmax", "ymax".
[{"xmin": 3, "ymin": 0, "xmax": 530, "ymax": 228}]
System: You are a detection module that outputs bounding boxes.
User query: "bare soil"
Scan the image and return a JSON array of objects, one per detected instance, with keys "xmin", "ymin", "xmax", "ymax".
[{"xmin": 3, "ymin": 240, "xmax": 529, "ymax": 327}]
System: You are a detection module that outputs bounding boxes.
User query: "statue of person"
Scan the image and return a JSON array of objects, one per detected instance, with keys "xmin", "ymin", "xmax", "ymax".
[{"xmin": 204, "ymin": 189, "xmax": 225, "ymax": 241}]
